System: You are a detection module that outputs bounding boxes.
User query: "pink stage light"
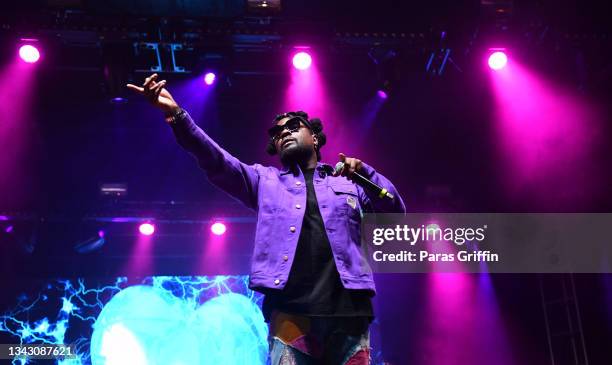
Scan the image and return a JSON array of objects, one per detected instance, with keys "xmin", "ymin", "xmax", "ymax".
[
  {"xmin": 488, "ymin": 51, "xmax": 508, "ymax": 70},
  {"xmin": 488, "ymin": 60, "xmax": 598, "ymax": 205},
  {"xmin": 204, "ymin": 72, "xmax": 216, "ymax": 85},
  {"xmin": 377, "ymin": 90, "xmax": 388, "ymax": 99},
  {"xmin": 211, "ymin": 221, "xmax": 227, "ymax": 236},
  {"xmin": 19, "ymin": 45, "xmax": 40, "ymax": 63},
  {"xmin": 138, "ymin": 223, "xmax": 155, "ymax": 236},
  {"xmin": 292, "ymin": 51, "xmax": 312, "ymax": 70}
]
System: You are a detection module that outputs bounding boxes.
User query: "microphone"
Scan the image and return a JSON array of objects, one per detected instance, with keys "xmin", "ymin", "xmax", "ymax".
[{"xmin": 334, "ymin": 162, "xmax": 395, "ymax": 201}]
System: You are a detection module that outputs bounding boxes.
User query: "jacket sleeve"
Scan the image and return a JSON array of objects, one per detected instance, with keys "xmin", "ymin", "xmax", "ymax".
[
  {"xmin": 357, "ymin": 162, "xmax": 406, "ymax": 214},
  {"xmin": 170, "ymin": 110, "xmax": 260, "ymax": 210}
]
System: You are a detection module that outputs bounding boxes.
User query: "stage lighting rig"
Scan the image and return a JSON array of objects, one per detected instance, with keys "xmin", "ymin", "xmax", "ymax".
[
  {"xmin": 99, "ymin": 183, "xmax": 128, "ymax": 198},
  {"xmin": 74, "ymin": 231, "xmax": 106, "ymax": 254},
  {"xmin": 247, "ymin": 0, "xmax": 282, "ymax": 14},
  {"xmin": 134, "ymin": 42, "xmax": 163, "ymax": 73},
  {"xmin": 132, "ymin": 41, "xmax": 201, "ymax": 74},
  {"xmin": 102, "ymin": 43, "xmax": 134, "ymax": 102},
  {"xmin": 480, "ymin": 0, "xmax": 514, "ymax": 29},
  {"xmin": 369, "ymin": 46, "xmax": 399, "ymax": 96},
  {"xmin": 425, "ymin": 31, "xmax": 462, "ymax": 76}
]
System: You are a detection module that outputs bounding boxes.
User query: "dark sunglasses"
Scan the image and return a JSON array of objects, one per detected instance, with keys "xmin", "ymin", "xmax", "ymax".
[{"xmin": 267, "ymin": 117, "xmax": 310, "ymax": 142}]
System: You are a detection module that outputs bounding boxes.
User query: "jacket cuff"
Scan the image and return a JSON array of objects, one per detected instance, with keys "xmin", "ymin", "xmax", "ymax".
[
  {"xmin": 169, "ymin": 109, "xmax": 197, "ymax": 131},
  {"xmin": 358, "ymin": 161, "xmax": 377, "ymax": 179}
]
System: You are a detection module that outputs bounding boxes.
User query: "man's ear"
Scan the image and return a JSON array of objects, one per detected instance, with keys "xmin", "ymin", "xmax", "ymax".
[{"xmin": 313, "ymin": 134, "xmax": 318, "ymax": 147}]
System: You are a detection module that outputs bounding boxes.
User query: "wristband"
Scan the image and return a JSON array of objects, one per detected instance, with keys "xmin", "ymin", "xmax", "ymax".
[{"xmin": 165, "ymin": 108, "xmax": 186, "ymax": 125}]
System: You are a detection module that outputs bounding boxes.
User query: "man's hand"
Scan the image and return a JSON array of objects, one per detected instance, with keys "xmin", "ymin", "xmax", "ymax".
[
  {"xmin": 334, "ymin": 153, "xmax": 364, "ymax": 180},
  {"xmin": 126, "ymin": 74, "xmax": 180, "ymax": 115}
]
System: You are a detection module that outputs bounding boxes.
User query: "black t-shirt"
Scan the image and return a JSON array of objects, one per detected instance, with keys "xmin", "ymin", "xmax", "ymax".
[{"xmin": 262, "ymin": 168, "xmax": 373, "ymax": 321}]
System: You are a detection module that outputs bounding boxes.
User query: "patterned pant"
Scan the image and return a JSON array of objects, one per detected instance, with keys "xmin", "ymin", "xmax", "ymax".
[{"xmin": 268, "ymin": 312, "xmax": 371, "ymax": 365}]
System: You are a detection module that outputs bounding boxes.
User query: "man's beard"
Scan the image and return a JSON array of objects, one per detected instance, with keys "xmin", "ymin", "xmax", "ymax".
[{"xmin": 279, "ymin": 143, "xmax": 314, "ymax": 167}]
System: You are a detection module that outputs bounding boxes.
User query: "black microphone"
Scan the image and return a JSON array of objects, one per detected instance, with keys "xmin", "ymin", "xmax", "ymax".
[{"xmin": 334, "ymin": 162, "xmax": 395, "ymax": 201}]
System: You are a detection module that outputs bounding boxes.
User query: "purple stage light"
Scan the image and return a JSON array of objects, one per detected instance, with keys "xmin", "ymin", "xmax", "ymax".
[
  {"xmin": 110, "ymin": 97, "xmax": 127, "ymax": 104},
  {"xmin": 204, "ymin": 72, "xmax": 216, "ymax": 85},
  {"xmin": 377, "ymin": 90, "xmax": 388, "ymax": 99},
  {"xmin": 211, "ymin": 222, "xmax": 227, "ymax": 236},
  {"xmin": 138, "ymin": 223, "xmax": 155, "ymax": 236},
  {"xmin": 5, "ymin": 225, "xmax": 13, "ymax": 234},
  {"xmin": 19, "ymin": 45, "xmax": 40, "ymax": 63},
  {"xmin": 488, "ymin": 51, "xmax": 508, "ymax": 70},
  {"xmin": 292, "ymin": 51, "xmax": 312, "ymax": 71}
]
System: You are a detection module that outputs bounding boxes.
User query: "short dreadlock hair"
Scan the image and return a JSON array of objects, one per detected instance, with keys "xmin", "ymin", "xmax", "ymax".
[{"xmin": 266, "ymin": 111, "xmax": 327, "ymax": 161}]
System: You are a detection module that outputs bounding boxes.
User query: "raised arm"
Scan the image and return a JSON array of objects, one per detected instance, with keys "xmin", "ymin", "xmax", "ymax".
[{"xmin": 127, "ymin": 74, "xmax": 260, "ymax": 210}]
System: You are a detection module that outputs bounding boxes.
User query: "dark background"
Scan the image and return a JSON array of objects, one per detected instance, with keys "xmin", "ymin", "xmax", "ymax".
[{"xmin": 0, "ymin": 1, "xmax": 611, "ymax": 364}]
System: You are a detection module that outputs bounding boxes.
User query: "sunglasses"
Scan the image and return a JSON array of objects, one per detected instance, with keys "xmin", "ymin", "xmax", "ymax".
[{"xmin": 267, "ymin": 117, "xmax": 310, "ymax": 142}]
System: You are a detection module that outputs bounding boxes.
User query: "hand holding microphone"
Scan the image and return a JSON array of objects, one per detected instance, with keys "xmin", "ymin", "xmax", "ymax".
[{"xmin": 333, "ymin": 153, "xmax": 395, "ymax": 201}]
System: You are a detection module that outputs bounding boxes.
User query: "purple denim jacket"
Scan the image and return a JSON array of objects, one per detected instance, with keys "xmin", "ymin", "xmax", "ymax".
[{"xmin": 171, "ymin": 111, "xmax": 406, "ymax": 294}]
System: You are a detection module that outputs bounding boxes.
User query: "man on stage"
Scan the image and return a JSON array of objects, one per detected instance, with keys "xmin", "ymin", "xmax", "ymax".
[{"xmin": 128, "ymin": 74, "xmax": 406, "ymax": 365}]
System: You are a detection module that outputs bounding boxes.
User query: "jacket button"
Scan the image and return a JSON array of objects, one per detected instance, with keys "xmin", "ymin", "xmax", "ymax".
[
  {"xmin": 290, "ymin": 226, "xmax": 296, "ymax": 232},
  {"xmin": 295, "ymin": 204, "xmax": 301, "ymax": 209},
  {"xmin": 274, "ymin": 279, "xmax": 280, "ymax": 285},
  {"xmin": 295, "ymin": 181, "xmax": 302, "ymax": 186},
  {"xmin": 283, "ymin": 255, "xmax": 288, "ymax": 261}
]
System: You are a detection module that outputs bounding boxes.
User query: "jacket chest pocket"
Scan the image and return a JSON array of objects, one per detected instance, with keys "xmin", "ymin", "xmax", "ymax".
[
  {"xmin": 329, "ymin": 183, "xmax": 362, "ymax": 222},
  {"xmin": 258, "ymin": 177, "xmax": 286, "ymax": 214}
]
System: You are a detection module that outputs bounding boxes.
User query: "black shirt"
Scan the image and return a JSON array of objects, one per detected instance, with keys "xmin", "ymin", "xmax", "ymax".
[{"xmin": 262, "ymin": 168, "xmax": 373, "ymax": 321}]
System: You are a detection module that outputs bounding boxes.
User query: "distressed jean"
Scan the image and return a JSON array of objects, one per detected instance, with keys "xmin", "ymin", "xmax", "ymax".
[{"xmin": 268, "ymin": 312, "xmax": 371, "ymax": 365}]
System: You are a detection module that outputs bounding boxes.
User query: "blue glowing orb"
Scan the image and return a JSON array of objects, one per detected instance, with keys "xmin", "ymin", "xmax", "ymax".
[{"xmin": 90, "ymin": 285, "xmax": 268, "ymax": 365}]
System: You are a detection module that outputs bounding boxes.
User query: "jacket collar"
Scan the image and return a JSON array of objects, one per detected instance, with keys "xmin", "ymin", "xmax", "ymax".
[{"xmin": 280, "ymin": 162, "xmax": 334, "ymax": 176}]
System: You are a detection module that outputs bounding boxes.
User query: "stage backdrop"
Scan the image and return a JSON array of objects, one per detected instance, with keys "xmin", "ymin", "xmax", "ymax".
[{"xmin": 0, "ymin": 275, "xmax": 385, "ymax": 365}]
